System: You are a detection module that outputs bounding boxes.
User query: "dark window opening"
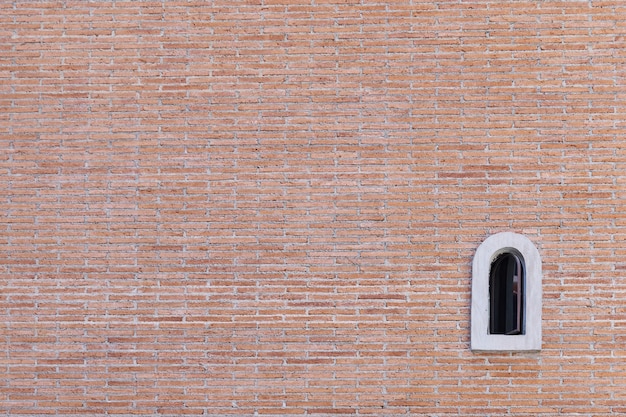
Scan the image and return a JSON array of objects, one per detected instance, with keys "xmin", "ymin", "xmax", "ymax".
[{"xmin": 489, "ymin": 253, "xmax": 524, "ymax": 335}]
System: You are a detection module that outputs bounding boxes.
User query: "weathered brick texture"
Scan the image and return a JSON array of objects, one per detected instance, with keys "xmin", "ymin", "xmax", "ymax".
[{"xmin": 1, "ymin": 0, "xmax": 626, "ymax": 415}]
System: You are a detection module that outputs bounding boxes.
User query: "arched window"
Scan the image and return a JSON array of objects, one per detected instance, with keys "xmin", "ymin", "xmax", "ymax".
[
  {"xmin": 489, "ymin": 252, "xmax": 523, "ymax": 335},
  {"xmin": 471, "ymin": 232, "xmax": 541, "ymax": 351}
]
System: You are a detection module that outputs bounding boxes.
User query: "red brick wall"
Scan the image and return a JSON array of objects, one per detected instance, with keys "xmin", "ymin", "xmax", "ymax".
[{"xmin": 2, "ymin": 1, "xmax": 626, "ymax": 415}]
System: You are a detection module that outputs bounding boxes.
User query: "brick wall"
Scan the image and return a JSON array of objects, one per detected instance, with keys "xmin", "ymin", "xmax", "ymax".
[{"xmin": 2, "ymin": 0, "xmax": 626, "ymax": 415}]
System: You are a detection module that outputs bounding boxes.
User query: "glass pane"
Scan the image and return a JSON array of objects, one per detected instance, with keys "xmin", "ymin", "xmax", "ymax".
[{"xmin": 489, "ymin": 253, "xmax": 523, "ymax": 335}]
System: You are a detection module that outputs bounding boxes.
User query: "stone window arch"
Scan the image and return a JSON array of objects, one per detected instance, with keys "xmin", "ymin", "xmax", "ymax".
[{"xmin": 471, "ymin": 232, "xmax": 542, "ymax": 351}]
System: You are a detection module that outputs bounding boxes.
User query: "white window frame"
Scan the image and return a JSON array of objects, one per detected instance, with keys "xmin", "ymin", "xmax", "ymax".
[{"xmin": 471, "ymin": 232, "xmax": 542, "ymax": 352}]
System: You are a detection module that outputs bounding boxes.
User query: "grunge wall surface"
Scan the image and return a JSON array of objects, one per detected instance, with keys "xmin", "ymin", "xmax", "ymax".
[{"xmin": 2, "ymin": 1, "xmax": 626, "ymax": 415}]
